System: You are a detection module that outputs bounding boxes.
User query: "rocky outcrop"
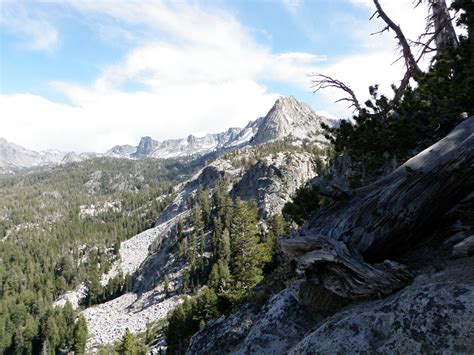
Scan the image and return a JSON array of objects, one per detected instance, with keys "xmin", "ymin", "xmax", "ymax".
[
  {"xmin": 251, "ymin": 96, "xmax": 330, "ymax": 146},
  {"xmin": 187, "ymin": 304, "xmax": 258, "ymax": 354},
  {"xmin": 133, "ymin": 136, "xmax": 158, "ymax": 158},
  {"xmin": 187, "ymin": 289, "xmax": 318, "ymax": 354},
  {"xmin": 188, "ymin": 257, "xmax": 474, "ymax": 354},
  {"xmin": 155, "ymin": 165, "xmax": 226, "ymax": 225},
  {"xmin": 453, "ymin": 235, "xmax": 474, "ymax": 258},
  {"xmin": 233, "ymin": 289, "xmax": 319, "ymax": 354},
  {"xmin": 289, "ymin": 257, "xmax": 474, "ymax": 354},
  {"xmin": 232, "ymin": 152, "xmax": 318, "ymax": 218}
]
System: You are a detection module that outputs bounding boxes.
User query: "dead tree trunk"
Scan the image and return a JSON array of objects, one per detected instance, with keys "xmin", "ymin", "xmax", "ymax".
[
  {"xmin": 431, "ymin": 0, "xmax": 459, "ymax": 53},
  {"xmin": 280, "ymin": 117, "xmax": 474, "ymax": 300}
]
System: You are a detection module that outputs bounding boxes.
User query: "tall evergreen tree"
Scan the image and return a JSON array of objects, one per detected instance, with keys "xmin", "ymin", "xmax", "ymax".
[
  {"xmin": 73, "ymin": 315, "xmax": 88, "ymax": 355},
  {"xmin": 118, "ymin": 329, "xmax": 137, "ymax": 355},
  {"xmin": 230, "ymin": 199, "xmax": 270, "ymax": 293},
  {"xmin": 218, "ymin": 229, "xmax": 231, "ymax": 264}
]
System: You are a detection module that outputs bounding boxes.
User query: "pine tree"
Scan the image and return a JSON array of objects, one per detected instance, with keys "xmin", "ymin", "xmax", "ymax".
[
  {"xmin": 86, "ymin": 270, "xmax": 102, "ymax": 306},
  {"xmin": 211, "ymin": 218, "xmax": 222, "ymax": 258},
  {"xmin": 118, "ymin": 329, "xmax": 137, "ymax": 355},
  {"xmin": 191, "ymin": 206, "xmax": 203, "ymax": 236},
  {"xmin": 181, "ymin": 269, "xmax": 188, "ymax": 294},
  {"xmin": 62, "ymin": 302, "xmax": 76, "ymax": 349},
  {"xmin": 72, "ymin": 315, "xmax": 88, "ymax": 355},
  {"xmin": 208, "ymin": 260, "xmax": 231, "ymax": 293},
  {"xmin": 266, "ymin": 214, "xmax": 289, "ymax": 251},
  {"xmin": 230, "ymin": 199, "xmax": 270, "ymax": 293},
  {"xmin": 198, "ymin": 190, "xmax": 211, "ymax": 229},
  {"xmin": 124, "ymin": 274, "xmax": 133, "ymax": 292},
  {"xmin": 41, "ymin": 313, "xmax": 60, "ymax": 354},
  {"xmin": 176, "ymin": 217, "xmax": 184, "ymax": 239},
  {"xmin": 218, "ymin": 229, "xmax": 231, "ymax": 264},
  {"xmin": 164, "ymin": 275, "xmax": 170, "ymax": 297},
  {"xmin": 191, "ymin": 288, "xmax": 218, "ymax": 326}
]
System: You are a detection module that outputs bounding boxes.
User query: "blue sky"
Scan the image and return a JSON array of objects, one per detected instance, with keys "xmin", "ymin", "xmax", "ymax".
[{"xmin": 0, "ymin": 0, "xmax": 431, "ymax": 152}]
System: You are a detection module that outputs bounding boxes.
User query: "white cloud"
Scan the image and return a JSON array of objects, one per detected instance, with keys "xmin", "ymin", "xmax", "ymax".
[{"xmin": 0, "ymin": 1, "xmax": 58, "ymax": 51}]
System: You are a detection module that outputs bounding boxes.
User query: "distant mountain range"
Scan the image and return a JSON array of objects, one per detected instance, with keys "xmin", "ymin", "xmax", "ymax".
[
  {"xmin": 0, "ymin": 138, "xmax": 98, "ymax": 173},
  {"xmin": 0, "ymin": 96, "xmax": 333, "ymax": 173}
]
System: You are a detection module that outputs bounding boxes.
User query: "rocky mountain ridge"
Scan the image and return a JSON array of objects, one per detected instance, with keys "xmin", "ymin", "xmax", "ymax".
[
  {"xmin": 0, "ymin": 138, "xmax": 95, "ymax": 173},
  {"xmin": 107, "ymin": 96, "xmax": 331, "ymax": 160}
]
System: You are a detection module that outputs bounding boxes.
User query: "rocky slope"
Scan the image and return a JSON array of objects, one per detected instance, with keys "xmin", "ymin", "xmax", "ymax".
[
  {"xmin": 54, "ymin": 96, "xmax": 331, "ymax": 351},
  {"xmin": 80, "ymin": 145, "xmax": 324, "ymax": 350},
  {"xmin": 188, "ymin": 257, "xmax": 474, "ymax": 354},
  {"xmin": 187, "ymin": 117, "xmax": 474, "ymax": 354}
]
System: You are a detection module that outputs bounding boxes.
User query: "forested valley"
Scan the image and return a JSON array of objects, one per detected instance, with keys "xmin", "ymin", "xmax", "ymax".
[{"xmin": 0, "ymin": 157, "xmax": 195, "ymax": 353}]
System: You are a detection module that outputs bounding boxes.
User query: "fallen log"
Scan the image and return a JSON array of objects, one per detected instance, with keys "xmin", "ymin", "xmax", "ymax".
[
  {"xmin": 302, "ymin": 116, "xmax": 474, "ymax": 260},
  {"xmin": 280, "ymin": 117, "xmax": 474, "ymax": 301}
]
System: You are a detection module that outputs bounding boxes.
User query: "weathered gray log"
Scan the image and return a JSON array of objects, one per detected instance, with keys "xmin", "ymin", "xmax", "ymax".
[
  {"xmin": 280, "ymin": 117, "xmax": 474, "ymax": 301},
  {"xmin": 302, "ymin": 116, "xmax": 474, "ymax": 260},
  {"xmin": 282, "ymin": 235, "xmax": 412, "ymax": 300}
]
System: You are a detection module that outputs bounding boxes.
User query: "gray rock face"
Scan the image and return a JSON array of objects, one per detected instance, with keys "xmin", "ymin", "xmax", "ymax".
[
  {"xmin": 188, "ymin": 257, "xmax": 474, "ymax": 354},
  {"xmin": 289, "ymin": 257, "xmax": 474, "ymax": 354},
  {"xmin": 187, "ymin": 304, "xmax": 258, "ymax": 354},
  {"xmin": 233, "ymin": 289, "xmax": 319, "ymax": 355},
  {"xmin": 232, "ymin": 152, "xmax": 318, "ymax": 218},
  {"xmin": 187, "ymin": 289, "xmax": 318, "ymax": 355},
  {"xmin": 251, "ymin": 96, "xmax": 330, "ymax": 146},
  {"xmin": 133, "ymin": 136, "xmax": 157, "ymax": 158}
]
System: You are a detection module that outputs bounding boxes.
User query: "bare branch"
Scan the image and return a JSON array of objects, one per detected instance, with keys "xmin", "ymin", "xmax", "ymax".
[
  {"xmin": 372, "ymin": 0, "xmax": 424, "ymax": 81},
  {"xmin": 370, "ymin": 25, "xmax": 389, "ymax": 36},
  {"xmin": 393, "ymin": 70, "xmax": 412, "ymax": 103},
  {"xmin": 309, "ymin": 73, "xmax": 361, "ymax": 112}
]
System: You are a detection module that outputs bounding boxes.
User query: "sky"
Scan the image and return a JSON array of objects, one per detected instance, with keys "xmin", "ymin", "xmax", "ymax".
[{"xmin": 0, "ymin": 0, "xmax": 445, "ymax": 152}]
